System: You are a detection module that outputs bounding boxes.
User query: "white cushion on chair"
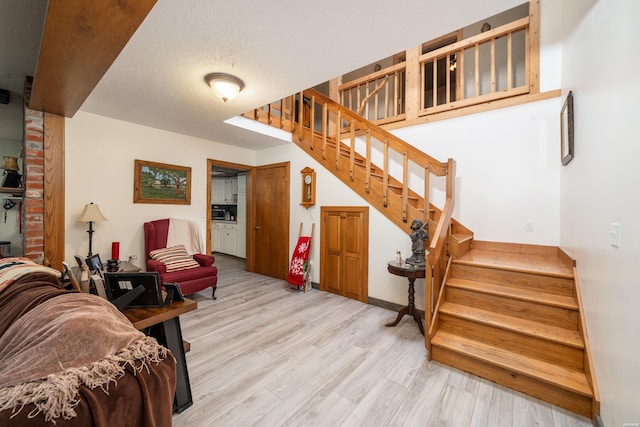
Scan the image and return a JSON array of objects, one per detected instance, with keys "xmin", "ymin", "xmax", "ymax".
[{"xmin": 149, "ymin": 245, "xmax": 200, "ymax": 272}]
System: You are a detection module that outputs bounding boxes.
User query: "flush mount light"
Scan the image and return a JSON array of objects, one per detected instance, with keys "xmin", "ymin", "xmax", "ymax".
[{"xmin": 204, "ymin": 72, "xmax": 245, "ymax": 103}]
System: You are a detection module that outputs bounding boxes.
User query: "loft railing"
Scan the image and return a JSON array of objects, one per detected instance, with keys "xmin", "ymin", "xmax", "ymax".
[
  {"xmin": 337, "ymin": 17, "xmax": 532, "ymax": 126},
  {"xmin": 243, "ymin": 95, "xmax": 296, "ymax": 130},
  {"xmin": 339, "ymin": 63, "xmax": 406, "ymax": 125}
]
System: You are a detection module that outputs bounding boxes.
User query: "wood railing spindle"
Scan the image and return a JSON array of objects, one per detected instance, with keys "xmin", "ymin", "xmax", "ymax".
[
  {"xmin": 402, "ymin": 153, "xmax": 408, "ymax": 222},
  {"xmin": 309, "ymin": 95, "xmax": 315, "ymax": 150},
  {"xmin": 322, "ymin": 103, "xmax": 327, "ymax": 159},
  {"xmin": 383, "ymin": 140, "xmax": 389, "ymax": 207},
  {"xmin": 365, "ymin": 130, "xmax": 371, "ymax": 193},
  {"xmin": 349, "ymin": 120, "xmax": 355, "ymax": 181},
  {"xmin": 335, "ymin": 110, "xmax": 341, "ymax": 169}
]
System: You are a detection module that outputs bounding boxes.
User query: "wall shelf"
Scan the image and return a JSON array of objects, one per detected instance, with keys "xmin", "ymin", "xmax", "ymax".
[{"xmin": 0, "ymin": 187, "xmax": 24, "ymax": 196}]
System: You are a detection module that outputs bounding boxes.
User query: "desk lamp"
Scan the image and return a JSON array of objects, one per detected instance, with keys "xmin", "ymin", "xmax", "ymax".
[{"xmin": 77, "ymin": 203, "xmax": 107, "ymax": 257}]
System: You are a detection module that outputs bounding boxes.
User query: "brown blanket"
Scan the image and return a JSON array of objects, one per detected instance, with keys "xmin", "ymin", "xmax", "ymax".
[{"xmin": 0, "ymin": 261, "xmax": 176, "ymax": 425}]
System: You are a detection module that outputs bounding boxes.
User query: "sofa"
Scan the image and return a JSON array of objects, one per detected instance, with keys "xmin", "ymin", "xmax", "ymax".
[{"xmin": 0, "ymin": 258, "xmax": 176, "ymax": 426}]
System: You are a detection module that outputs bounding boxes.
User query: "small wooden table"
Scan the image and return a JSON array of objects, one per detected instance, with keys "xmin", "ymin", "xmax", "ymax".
[
  {"xmin": 123, "ymin": 298, "xmax": 197, "ymax": 413},
  {"xmin": 386, "ymin": 260, "xmax": 426, "ymax": 335},
  {"xmin": 107, "ymin": 260, "xmax": 141, "ymax": 272}
]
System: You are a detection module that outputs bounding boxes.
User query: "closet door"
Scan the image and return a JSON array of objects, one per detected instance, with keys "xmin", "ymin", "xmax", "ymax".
[{"xmin": 320, "ymin": 207, "xmax": 368, "ymax": 303}]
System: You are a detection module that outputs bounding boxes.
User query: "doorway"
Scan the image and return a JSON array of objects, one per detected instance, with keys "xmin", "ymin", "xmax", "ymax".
[
  {"xmin": 207, "ymin": 159, "xmax": 290, "ymax": 280},
  {"xmin": 208, "ymin": 160, "xmax": 250, "ymax": 263},
  {"xmin": 252, "ymin": 162, "xmax": 290, "ymax": 279}
]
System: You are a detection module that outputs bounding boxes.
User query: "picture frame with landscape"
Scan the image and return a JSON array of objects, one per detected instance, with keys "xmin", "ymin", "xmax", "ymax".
[
  {"xmin": 560, "ymin": 91, "xmax": 574, "ymax": 166},
  {"xmin": 134, "ymin": 159, "xmax": 192, "ymax": 205}
]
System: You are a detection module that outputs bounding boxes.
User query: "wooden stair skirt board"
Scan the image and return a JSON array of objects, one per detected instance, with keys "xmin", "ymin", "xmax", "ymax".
[{"xmin": 430, "ymin": 260, "xmax": 595, "ymax": 418}]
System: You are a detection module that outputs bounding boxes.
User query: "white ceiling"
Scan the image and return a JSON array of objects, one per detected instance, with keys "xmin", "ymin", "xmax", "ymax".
[{"xmin": 1, "ymin": 0, "xmax": 524, "ymax": 149}]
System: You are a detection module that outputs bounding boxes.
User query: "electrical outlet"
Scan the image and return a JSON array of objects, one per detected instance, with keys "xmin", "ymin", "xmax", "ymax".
[
  {"xmin": 609, "ymin": 223, "xmax": 620, "ymax": 247},
  {"xmin": 526, "ymin": 222, "xmax": 534, "ymax": 231}
]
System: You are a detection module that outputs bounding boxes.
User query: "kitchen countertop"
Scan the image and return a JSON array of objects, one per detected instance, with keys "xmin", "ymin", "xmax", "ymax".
[{"xmin": 212, "ymin": 220, "xmax": 237, "ymax": 224}]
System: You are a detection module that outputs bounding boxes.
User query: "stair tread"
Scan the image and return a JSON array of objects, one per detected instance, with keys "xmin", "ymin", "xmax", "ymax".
[
  {"xmin": 447, "ymin": 277, "xmax": 578, "ymax": 309},
  {"xmin": 431, "ymin": 331, "xmax": 592, "ymax": 397},
  {"xmin": 440, "ymin": 302, "xmax": 584, "ymax": 348}
]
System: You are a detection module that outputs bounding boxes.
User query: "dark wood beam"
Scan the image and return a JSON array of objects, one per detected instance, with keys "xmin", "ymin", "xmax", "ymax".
[{"xmin": 29, "ymin": 0, "xmax": 157, "ymax": 117}]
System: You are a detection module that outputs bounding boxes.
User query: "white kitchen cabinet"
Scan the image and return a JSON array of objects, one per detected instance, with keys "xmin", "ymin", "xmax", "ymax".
[
  {"xmin": 212, "ymin": 221, "xmax": 238, "ymax": 256},
  {"xmin": 237, "ymin": 173, "xmax": 246, "ymax": 192},
  {"xmin": 225, "ymin": 227, "xmax": 237, "ymax": 256},
  {"xmin": 211, "ymin": 178, "xmax": 238, "ymax": 203},
  {"xmin": 237, "ymin": 223, "xmax": 246, "ymax": 258},
  {"xmin": 211, "ymin": 179, "xmax": 226, "ymax": 204},
  {"xmin": 212, "ymin": 226, "xmax": 223, "ymax": 252}
]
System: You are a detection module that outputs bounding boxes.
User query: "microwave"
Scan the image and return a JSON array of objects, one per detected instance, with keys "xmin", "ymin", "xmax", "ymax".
[{"xmin": 212, "ymin": 207, "xmax": 226, "ymax": 220}]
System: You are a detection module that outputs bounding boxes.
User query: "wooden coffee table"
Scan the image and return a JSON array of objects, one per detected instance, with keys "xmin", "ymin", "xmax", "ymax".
[{"xmin": 123, "ymin": 297, "xmax": 197, "ymax": 413}]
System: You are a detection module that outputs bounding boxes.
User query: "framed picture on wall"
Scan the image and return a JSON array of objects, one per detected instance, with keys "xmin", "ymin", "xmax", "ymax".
[
  {"xmin": 133, "ymin": 159, "xmax": 192, "ymax": 205},
  {"xmin": 560, "ymin": 90, "xmax": 574, "ymax": 166}
]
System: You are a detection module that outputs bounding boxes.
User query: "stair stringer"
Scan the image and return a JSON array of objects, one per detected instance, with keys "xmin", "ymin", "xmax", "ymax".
[{"xmin": 292, "ymin": 124, "xmax": 473, "ymax": 248}]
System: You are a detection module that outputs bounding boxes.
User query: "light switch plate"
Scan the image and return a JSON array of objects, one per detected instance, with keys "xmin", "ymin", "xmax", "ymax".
[{"xmin": 609, "ymin": 223, "xmax": 620, "ymax": 247}]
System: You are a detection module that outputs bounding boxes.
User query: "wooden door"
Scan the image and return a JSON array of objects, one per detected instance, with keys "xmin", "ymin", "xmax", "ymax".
[
  {"xmin": 320, "ymin": 207, "xmax": 368, "ymax": 302},
  {"xmin": 252, "ymin": 162, "xmax": 290, "ymax": 279}
]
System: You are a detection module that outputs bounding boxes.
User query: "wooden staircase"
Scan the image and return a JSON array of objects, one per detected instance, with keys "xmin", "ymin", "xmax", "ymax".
[
  {"xmin": 429, "ymin": 242, "xmax": 599, "ymax": 418},
  {"xmin": 242, "ymin": 90, "xmax": 599, "ymax": 421}
]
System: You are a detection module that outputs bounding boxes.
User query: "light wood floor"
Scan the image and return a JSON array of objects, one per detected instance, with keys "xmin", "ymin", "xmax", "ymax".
[{"xmin": 171, "ymin": 254, "xmax": 591, "ymax": 426}]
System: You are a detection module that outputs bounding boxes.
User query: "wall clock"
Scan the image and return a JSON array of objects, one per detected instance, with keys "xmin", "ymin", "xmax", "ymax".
[{"xmin": 300, "ymin": 167, "xmax": 316, "ymax": 208}]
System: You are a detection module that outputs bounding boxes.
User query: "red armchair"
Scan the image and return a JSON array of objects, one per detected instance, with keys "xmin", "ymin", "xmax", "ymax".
[{"xmin": 144, "ymin": 218, "xmax": 218, "ymax": 299}]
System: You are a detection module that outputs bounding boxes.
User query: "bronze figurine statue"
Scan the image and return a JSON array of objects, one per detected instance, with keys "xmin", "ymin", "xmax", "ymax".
[{"xmin": 405, "ymin": 219, "xmax": 429, "ymax": 267}]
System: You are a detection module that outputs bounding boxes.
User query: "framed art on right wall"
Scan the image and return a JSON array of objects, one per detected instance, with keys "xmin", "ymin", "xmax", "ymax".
[{"xmin": 561, "ymin": 90, "xmax": 574, "ymax": 166}]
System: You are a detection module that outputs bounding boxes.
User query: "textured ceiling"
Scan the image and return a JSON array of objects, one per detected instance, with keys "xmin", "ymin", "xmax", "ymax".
[{"xmin": 1, "ymin": 0, "xmax": 525, "ymax": 149}]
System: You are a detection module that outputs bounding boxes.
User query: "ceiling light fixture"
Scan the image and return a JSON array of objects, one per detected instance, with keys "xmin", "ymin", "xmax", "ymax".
[{"xmin": 204, "ymin": 72, "xmax": 245, "ymax": 103}]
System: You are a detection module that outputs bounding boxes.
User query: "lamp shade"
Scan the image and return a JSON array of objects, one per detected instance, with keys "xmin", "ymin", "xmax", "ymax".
[
  {"xmin": 204, "ymin": 73, "xmax": 244, "ymax": 102},
  {"xmin": 1, "ymin": 156, "xmax": 19, "ymax": 171},
  {"xmin": 77, "ymin": 203, "xmax": 107, "ymax": 222}
]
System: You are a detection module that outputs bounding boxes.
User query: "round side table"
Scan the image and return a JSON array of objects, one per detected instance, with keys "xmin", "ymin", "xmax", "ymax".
[{"xmin": 386, "ymin": 260, "xmax": 426, "ymax": 335}]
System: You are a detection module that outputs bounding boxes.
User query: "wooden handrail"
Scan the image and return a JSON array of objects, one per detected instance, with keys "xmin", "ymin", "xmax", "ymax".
[
  {"xmin": 338, "ymin": 16, "xmax": 532, "ymax": 125},
  {"xmin": 303, "ymin": 88, "xmax": 448, "ymax": 176},
  {"xmin": 426, "ymin": 158, "xmax": 456, "ymax": 346},
  {"xmin": 418, "ymin": 17, "xmax": 529, "ymax": 63}
]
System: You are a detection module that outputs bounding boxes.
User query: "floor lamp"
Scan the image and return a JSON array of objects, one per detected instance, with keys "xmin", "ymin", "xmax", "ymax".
[{"xmin": 77, "ymin": 203, "xmax": 107, "ymax": 257}]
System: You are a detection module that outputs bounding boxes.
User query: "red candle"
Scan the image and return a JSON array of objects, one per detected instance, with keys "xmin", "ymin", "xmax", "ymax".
[{"xmin": 111, "ymin": 242, "xmax": 120, "ymax": 260}]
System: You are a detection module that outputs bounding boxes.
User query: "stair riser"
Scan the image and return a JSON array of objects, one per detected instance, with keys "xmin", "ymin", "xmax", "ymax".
[
  {"xmin": 449, "ymin": 238, "xmax": 471, "ymax": 258},
  {"xmin": 439, "ymin": 314, "xmax": 584, "ymax": 370},
  {"xmin": 452, "ymin": 263, "xmax": 574, "ymax": 296},
  {"xmin": 431, "ymin": 345, "xmax": 592, "ymax": 418},
  {"xmin": 446, "ymin": 287, "xmax": 578, "ymax": 329}
]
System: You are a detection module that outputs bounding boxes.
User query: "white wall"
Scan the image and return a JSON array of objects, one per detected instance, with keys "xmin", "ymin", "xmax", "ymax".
[
  {"xmin": 257, "ymin": 143, "xmax": 425, "ymax": 309},
  {"xmin": 558, "ymin": 1, "xmax": 640, "ymax": 425},
  {"xmin": 392, "ymin": 99, "xmax": 562, "ymax": 245},
  {"xmin": 66, "ymin": 112, "xmax": 421, "ymax": 310},
  {"xmin": 65, "ymin": 111, "xmax": 257, "ymax": 264}
]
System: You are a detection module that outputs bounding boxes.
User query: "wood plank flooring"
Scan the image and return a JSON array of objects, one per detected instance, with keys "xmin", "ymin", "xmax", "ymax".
[{"xmin": 172, "ymin": 254, "xmax": 591, "ymax": 426}]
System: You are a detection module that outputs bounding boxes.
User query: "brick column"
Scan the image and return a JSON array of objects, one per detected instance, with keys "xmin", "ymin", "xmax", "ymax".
[{"xmin": 22, "ymin": 78, "xmax": 45, "ymax": 261}]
